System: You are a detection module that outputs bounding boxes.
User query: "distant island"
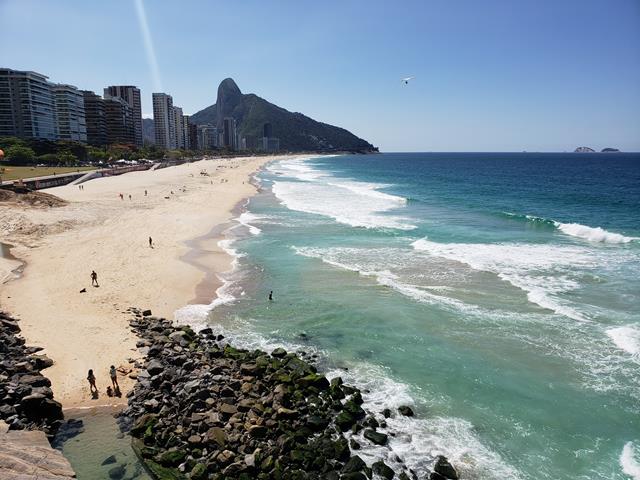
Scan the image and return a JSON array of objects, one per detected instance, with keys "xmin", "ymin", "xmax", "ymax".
[{"xmin": 574, "ymin": 147, "xmax": 621, "ymax": 153}]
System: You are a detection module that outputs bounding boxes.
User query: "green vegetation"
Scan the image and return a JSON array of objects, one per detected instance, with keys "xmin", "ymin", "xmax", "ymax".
[
  {"xmin": 0, "ymin": 136, "xmax": 178, "ymax": 166},
  {"xmin": 0, "ymin": 165, "xmax": 94, "ymax": 181}
]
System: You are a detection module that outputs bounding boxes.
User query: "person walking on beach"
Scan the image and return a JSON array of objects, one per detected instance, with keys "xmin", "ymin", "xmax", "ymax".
[
  {"xmin": 109, "ymin": 365, "xmax": 119, "ymax": 389},
  {"xmin": 91, "ymin": 270, "xmax": 99, "ymax": 287},
  {"xmin": 128, "ymin": 194, "xmax": 132, "ymax": 200},
  {"xmin": 149, "ymin": 236, "xmax": 153, "ymax": 248},
  {"xmin": 145, "ymin": 189, "xmax": 148, "ymax": 196},
  {"xmin": 269, "ymin": 291, "xmax": 273, "ymax": 301},
  {"xmin": 87, "ymin": 369, "xmax": 97, "ymax": 393}
]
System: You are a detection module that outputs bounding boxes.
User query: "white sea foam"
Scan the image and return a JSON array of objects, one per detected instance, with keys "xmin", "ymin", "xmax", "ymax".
[
  {"xmin": 174, "ymin": 299, "xmax": 523, "ymax": 480},
  {"xmin": 554, "ymin": 222, "xmax": 638, "ymax": 244},
  {"xmin": 236, "ymin": 212, "xmax": 263, "ymax": 236},
  {"xmin": 411, "ymin": 238, "xmax": 594, "ymax": 322},
  {"xmin": 607, "ymin": 325, "xmax": 640, "ymax": 358},
  {"xmin": 621, "ymin": 442, "xmax": 640, "ymax": 480},
  {"xmin": 325, "ymin": 363, "xmax": 523, "ymax": 479},
  {"xmin": 293, "ymin": 246, "xmax": 481, "ymax": 314},
  {"xmin": 269, "ymin": 158, "xmax": 416, "ymax": 230},
  {"xmin": 173, "ymin": 238, "xmax": 242, "ymax": 325}
]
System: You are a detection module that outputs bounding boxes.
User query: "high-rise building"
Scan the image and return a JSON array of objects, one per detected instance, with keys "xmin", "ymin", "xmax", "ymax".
[
  {"xmin": 222, "ymin": 117, "xmax": 236, "ymax": 149},
  {"xmin": 263, "ymin": 122, "xmax": 272, "ymax": 138},
  {"xmin": 81, "ymin": 90, "xmax": 107, "ymax": 146},
  {"xmin": 188, "ymin": 122, "xmax": 198, "ymax": 151},
  {"xmin": 181, "ymin": 114, "xmax": 195, "ymax": 149},
  {"xmin": 152, "ymin": 93, "xmax": 176, "ymax": 149},
  {"xmin": 104, "ymin": 85, "xmax": 143, "ymax": 146},
  {"xmin": 197, "ymin": 124, "xmax": 218, "ymax": 150},
  {"xmin": 104, "ymin": 96, "xmax": 135, "ymax": 145},
  {"xmin": 52, "ymin": 84, "xmax": 87, "ymax": 143},
  {"xmin": 173, "ymin": 106, "xmax": 184, "ymax": 149},
  {"xmin": 0, "ymin": 68, "xmax": 57, "ymax": 140}
]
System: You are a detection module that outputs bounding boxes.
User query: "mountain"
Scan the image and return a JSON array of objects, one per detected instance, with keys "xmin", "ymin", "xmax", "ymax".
[
  {"xmin": 601, "ymin": 147, "xmax": 620, "ymax": 152},
  {"xmin": 190, "ymin": 78, "xmax": 376, "ymax": 153},
  {"xmin": 142, "ymin": 118, "xmax": 155, "ymax": 145},
  {"xmin": 574, "ymin": 146, "xmax": 595, "ymax": 153}
]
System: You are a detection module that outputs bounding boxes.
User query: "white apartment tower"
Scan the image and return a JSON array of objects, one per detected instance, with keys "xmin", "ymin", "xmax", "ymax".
[{"xmin": 152, "ymin": 93, "xmax": 176, "ymax": 149}]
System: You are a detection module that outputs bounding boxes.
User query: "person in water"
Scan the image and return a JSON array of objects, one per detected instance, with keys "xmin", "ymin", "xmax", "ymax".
[
  {"xmin": 87, "ymin": 369, "xmax": 97, "ymax": 393},
  {"xmin": 91, "ymin": 270, "xmax": 99, "ymax": 287},
  {"xmin": 269, "ymin": 291, "xmax": 273, "ymax": 301},
  {"xmin": 109, "ymin": 365, "xmax": 119, "ymax": 389}
]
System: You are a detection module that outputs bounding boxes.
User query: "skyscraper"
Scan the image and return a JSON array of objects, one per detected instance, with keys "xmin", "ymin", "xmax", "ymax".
[
  {"xmin": 52, "ymin": 84, "xmax": 87, "ymax": 143},
  {"xmin": 173, "ymin": 106, "xmax": 184, "ymax": 149},
  {"xmin": 263, "ymin": 122, "xmax": 273, "ymax": 138},
  {"xmin": 152, "ymin": 93, "xmax": 176, "ymax": 149},
  {"xmin": 104, "ymin": 86, "xmax": 143, "ymax": 146},
  {"xmin": 81, "ymin": 90, "xmax": 107, "ymax": 146},
  {"xmin": 222, "ymin": 117, "xmax": 236, "ymax": 149},
  {"xmin": 0, "ymin": 68, "xmax": 57, "ymax": 140},
  {"xmin": 104, "ymin": 96, "xmax": 135, "ymax": 145}
]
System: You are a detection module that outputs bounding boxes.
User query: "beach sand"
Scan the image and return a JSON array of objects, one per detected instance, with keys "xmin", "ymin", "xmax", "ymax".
[{"xmin": 0, "ymin": 155, "xmax": 294, "ymax": 408}]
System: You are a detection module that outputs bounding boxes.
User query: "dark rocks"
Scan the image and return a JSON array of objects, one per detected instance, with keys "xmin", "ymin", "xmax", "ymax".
[
  {"xmin": 107, "ymin": 464, "xmax": 126, "ymax": 479},
  {"xmin": 0, "ymin": 311, "xmax": 64, "ymax": 439},
  {"xmin": 101, "ymin": 454, "xmax": 117, "ymax": 465},
  {"xmin": 364, "ymin": 428, "xmax": 388, "ymax": 445},
  {"xmin": 433, "ymin": 455, "xmax": 459, "ymax": 479},
  {"xmin": 120, "ymin": 311, "xmax": 457, "ymax": 480},
  {"xmin": 373, "ymin": 460, "xmax": 395, "ymax": 479},
  {"xmin": 142, "ymin": 309, "xmax": 152, "ymax": 316},
  {"xmin": 146, "ymin": 360, "xmax": 164, "ymax": 376},
  {"xmin": 271, "ymin": 347, "xmax": 287, "ymax": 358},
  {"xmin": 398, "ymin": 405, "xmax": 415, "ymax": 417}
]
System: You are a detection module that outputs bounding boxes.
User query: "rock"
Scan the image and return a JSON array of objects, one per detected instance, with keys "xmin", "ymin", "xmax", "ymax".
[
  {"xmin": 30, "ymin": 354, "xmax": 54, "ymax": 369},
  {"xmin": 373, "ymin": 460, "xmax": 395, "ymax": 479},
  {"xmin": 219, "ymin": 403, "xmax": 237, "ymax": 415},
  {"xmin": 382, "ymin": 408, "xmax": 392, "ymax": 418},
  {"xmin": 433, "ymin": 455, "xmax": 458, "ymax": 479},
  {"xmin": 18, "ymin": 374, "xmax": 51, "ymax": 388},
  {"xmin": 398, "ymin": 405, "xmax": 414, "ymax": 417},
  {"xmin": 190, "ymin": 462, "xmax": 207, "ymax": 479},
  {"xmin": 101, "ymin": 454, "xmax": 117, "ymax": 465},
  {"xmin": 342, "ymin": 455, "xmax": 366, "ymax": 473},
  {"xmin": 108, "ymin": 464, "xmax": 126, "ymax": 479},
  {"xmin": 248, "ymin": 425, "xmax": 268, "ymax": 438},
  {"xmin": 205, "ymin": 426, "xmax": 226, "ymax": 447},
  {"xmin": 146, "ymin": 360, "xmax": 164, "ymax": 376},
  {"xmin": 142, "ymin": 309, "xmax": 152, "ymax": 316},
  {"xmin": 335, "ymin": 411, "xmax": 356, "ymax": 431},
  {"xmin": 158, "ymin": 448, "xmax": 186, "ymax": 466},
  {"xmin": 364, "ymin": 429, "xmax": 388, "ymax": 445},
  {"xmin": 271, "ymin": 347, "xmax": 287, "ymax": 358}
]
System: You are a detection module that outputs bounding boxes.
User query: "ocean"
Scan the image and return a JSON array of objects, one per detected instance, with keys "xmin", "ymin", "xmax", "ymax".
[{"xmin": 177, "ymin": 152, "xmax": 640, "ymax": 480}]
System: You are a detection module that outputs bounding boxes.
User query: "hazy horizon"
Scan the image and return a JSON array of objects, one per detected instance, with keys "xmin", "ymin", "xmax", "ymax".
[{"xmin": 1, "ymin": 0, "xmax": 639, "ymax": 152}]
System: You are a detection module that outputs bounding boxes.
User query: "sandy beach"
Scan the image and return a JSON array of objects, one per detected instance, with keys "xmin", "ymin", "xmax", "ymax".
[{"xmin": 0, "ymin": 155, "xmax": 296, "ymax": 408}]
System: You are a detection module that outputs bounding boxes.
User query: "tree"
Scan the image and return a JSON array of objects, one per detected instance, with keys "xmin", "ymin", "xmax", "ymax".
[
  {"xmin": 57, "ymin": 151, "xmax": 78, "ymax": 166},
  {"xmin": 5, "ymin": 145, "xmax": 36, "ymax": 165}
]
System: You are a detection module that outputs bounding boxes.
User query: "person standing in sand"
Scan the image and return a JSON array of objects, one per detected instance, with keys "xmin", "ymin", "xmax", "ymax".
[
  {"xmin": 87, "ymin": 369, "xmax": 97, "ymax": 393},
  {"xmin": 91, "ymin": 270, "xmax": 99, "ymax": 287},
  {"xmin": 149, "ymin": 236, "xmax": 153, "ymax": 248},
  {"xmin": 109, "ymin": 365, "xmax": 119, "ymax": 389}
]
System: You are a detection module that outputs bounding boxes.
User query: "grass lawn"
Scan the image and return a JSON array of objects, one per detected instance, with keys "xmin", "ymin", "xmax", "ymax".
[{"xmin": 0, "ymin": 164, "xmax": 95, "ymax": 182}]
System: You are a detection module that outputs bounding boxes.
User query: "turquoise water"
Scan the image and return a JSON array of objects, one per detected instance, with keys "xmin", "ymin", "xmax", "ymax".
[
  {"xmin": 58, "ymin": 408, "xmax": 151, "ymax": 479},
  {"xmin": 178, "ymin": 153, "xmax": 640, "ymax": 480}
]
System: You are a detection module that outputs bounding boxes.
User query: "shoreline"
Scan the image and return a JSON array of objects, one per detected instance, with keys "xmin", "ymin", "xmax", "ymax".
[{"xmin": 0, "ymin": 154, "xmax": 302, "ymax": 408}]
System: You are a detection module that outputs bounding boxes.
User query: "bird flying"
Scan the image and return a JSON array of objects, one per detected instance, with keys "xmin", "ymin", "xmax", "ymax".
[{"xmin": 402, "ymin": 76, "xmax": 414, "ymax": 85}]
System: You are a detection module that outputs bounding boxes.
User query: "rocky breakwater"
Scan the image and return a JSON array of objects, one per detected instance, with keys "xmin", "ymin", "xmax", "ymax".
[
  {"xmin": 0, "ymin": 312, "xmax": 64, "ymax": 438},
  {"xmin": 121, "ymin": 312, "xmax": 460, "ymax": 480},
  {"xmin": 0, "ymin": 311, "xmax": 77, "ymax": 479}
]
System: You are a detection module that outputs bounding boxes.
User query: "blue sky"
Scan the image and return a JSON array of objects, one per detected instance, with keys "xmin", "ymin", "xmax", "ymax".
[{"xmin": 1, "ymin": 0, "xmax": 639, "ymax": 152}]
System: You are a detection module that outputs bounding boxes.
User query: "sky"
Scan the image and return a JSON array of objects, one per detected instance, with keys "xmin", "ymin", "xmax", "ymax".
[{"xmin": 1, "ymin": 0, "xmax": 639, "ymax": 152}]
